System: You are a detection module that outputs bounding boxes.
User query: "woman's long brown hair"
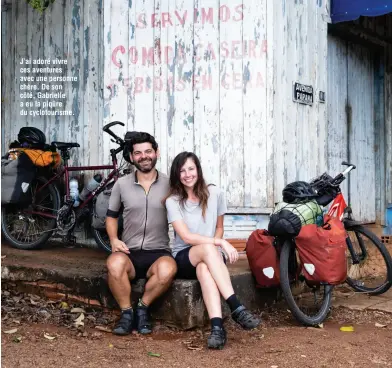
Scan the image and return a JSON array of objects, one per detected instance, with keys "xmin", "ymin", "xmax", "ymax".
[{"xmin": 164, "ymin": 152, "xmax": 210, "ymax": 218}]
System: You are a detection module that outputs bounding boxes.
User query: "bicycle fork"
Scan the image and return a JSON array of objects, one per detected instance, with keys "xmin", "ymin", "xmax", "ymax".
[{"xmin": 346, "ymin": 233, "xmax": 367, "ymax": 265}]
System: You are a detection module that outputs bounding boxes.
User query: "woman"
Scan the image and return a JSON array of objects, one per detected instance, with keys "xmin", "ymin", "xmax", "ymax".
[{"xmin": 165, "ymin": 152, "xmax": 261, "ymax": 349}]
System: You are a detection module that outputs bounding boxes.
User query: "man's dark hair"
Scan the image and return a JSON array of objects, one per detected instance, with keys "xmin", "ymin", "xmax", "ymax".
[{"xmin": 128, "ymin": 132, "xmax": 158, "ymax": 153}]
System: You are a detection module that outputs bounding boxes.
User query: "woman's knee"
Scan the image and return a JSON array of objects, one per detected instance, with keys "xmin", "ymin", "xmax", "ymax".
[
  {"xmin": 196, "ymin": 262, "xmax": 210, "ymax": 280},
  {"xmin": 199, "ymin": 243, "xmax": 221, "ymax": 259}
]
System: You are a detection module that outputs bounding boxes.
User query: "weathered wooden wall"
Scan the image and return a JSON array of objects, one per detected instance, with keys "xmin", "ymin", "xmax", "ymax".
[
  {"xmin": 1, "ymin": 0, "xmax": 104, "ymax": 168},
  {"xmin": 103, "ymin": 0, "xmax": 329, "ymax": 212},
  {"xmin": 2, "ymin": 0, "xmax": 330, "ymax": 214}
]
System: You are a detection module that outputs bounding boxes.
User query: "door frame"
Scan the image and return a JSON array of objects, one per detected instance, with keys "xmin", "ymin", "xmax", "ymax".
[{"xmin": 328, "ymin": 23, "xmax": 386, "ymax": 225}]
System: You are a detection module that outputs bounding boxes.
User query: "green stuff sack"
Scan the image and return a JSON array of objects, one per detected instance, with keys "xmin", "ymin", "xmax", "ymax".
[{"xmin": 268, "ymin": 200, "xmax": 323, "ymax": 237}]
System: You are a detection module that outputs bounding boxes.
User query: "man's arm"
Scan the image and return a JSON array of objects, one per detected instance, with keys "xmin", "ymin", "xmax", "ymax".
[{"xmin": 106, "ymin": 181, "xmax": 129, "ymax": 254}]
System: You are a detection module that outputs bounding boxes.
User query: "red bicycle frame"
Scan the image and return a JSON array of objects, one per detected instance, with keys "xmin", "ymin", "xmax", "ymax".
[
  {"xmin": 29, "ymin": 160, "xmax": 120, "ymax": 220},
  {"xmin": 325, "ymin": 193, "xmax": 348, "ymax": 222}
]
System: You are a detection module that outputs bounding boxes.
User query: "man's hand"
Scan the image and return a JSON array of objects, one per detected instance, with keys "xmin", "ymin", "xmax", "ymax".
[
  {"xmin": 217, "ymin": 239, "xmax": 239, "ymax": 264},
  {"xmin": 110, "ymin": 238, "xmax": 130, "ymax": 254}
]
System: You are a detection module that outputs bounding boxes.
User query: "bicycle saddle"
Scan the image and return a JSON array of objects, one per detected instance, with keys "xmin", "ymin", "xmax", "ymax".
[{"xmin": 51, "ymin": 141, "xmax": 80, "ymax": 149}]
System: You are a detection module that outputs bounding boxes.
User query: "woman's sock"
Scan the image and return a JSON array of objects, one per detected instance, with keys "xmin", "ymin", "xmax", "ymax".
[
  {"xmin": 210, "ymin": 317, "xmax": 223, "ymax": 329},
  {"xmin": 226, "ymin": 294, "xmax": 241, "ymax": 312}
]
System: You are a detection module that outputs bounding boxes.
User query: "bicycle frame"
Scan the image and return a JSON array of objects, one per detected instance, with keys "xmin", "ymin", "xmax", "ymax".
[
  {"xmin": 325, "ymin": 193, "xmax": 348, "ymax": 222},
  {"xmin": 27, "ymin": 160, "xmax": 120, "ymax": 220}
]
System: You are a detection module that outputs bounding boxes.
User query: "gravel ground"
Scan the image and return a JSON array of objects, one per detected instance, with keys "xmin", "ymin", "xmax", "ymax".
[{"xmin": 2, "ymin": 288, "xmax": 392, "ymax": 368}]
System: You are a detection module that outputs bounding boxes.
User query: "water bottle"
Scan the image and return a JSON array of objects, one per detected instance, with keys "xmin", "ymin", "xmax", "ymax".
[
  {"xmin": 79, "ymin": 173, "xmax": 103, "ymax": 201},
  {"xmin": 69, "ymin": 178, "xmax": 80, "ymax": 207}
]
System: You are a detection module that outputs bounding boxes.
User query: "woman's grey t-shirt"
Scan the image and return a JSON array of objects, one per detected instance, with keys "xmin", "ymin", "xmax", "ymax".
[{"xmin": 165, "ymin": 185, "xmax": 227, "ymax": 258}]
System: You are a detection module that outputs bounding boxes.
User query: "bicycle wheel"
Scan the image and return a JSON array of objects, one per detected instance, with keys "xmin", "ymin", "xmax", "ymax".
[
  {"xmin": 280, "ymin": 239, "xmax": 333, "ymax": 326},
  {"xmin": 92, "ymin": 228, "xmax": 112, "ymax": 253},
  {"xmin": 345, "ymin": 224, "xmax": 392, "ymax": 295},
  {"xmin": 1, "ymin": 176, "xmax": 60, "ymax": 250}
]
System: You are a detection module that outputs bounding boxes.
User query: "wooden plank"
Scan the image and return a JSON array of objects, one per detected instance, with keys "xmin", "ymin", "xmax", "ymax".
[
  {"xmin": 193, "ymin": 0, "xmax": 220, "ymax": 186},
  {"xmin": 14, "ymin": 1, "xmax": 29, "ymax": 141},
  {"xmin": 242, "ymin": 0, "xmax": 268, "ymax": 207},
  {"xmin": 316, "ymin": 0, "xmax": 328, "ymax": 177},
  {"xmin": 102, "ymin": 0, "xmax": 112, "ymax": 161},
  {"xmin": 83, "ymin": 0, "xmax": 102, "ymax": 167},
  {"xmin": 219, "ymin": 0, "xmax": 244, "ymax": 207},
  {"xmin": 152, "ymin": 0, "xmax": 164, "ymax": 172},
  {"xmin": 171, "ymin": 0, "xmax": 195, "ymax": 156},
  {"xmin": 106, "ymin": 0, "xmax": 129, "ymax": 160},
  {"xmin": 266, "ymin": 0, "xmax": 275, "ymax": 207},
  {"xmin": 348, "ymin": 42, "xmax": 376, "ymax": 222},
  {"xmin": 133, "ymin": 0, "xmax": 154, "ymax": 134},
  {"xmin": 27, "ymin": 2, "xmax": 45, "ymax": 130},
  {"xmin": 327, "ymin": 35, "xmax": 349, "ymax": 196},
  {"xmin": 43, "ymin": 0, "xmax": 66, "ymax": 145},
  {"xmin": 272, "ymin": 0, "xmax": 288, "ymax": 201},
  {"xmin": 158, "ymin": 0, "xmax": 169, "ymax": 173},
  {"xmin": 165, "ymin": 0, "xmax": 177, "ymax": 169},
  {"xmin": 1, "ymin": 6, "xmax": 14, "ymax": 152}
]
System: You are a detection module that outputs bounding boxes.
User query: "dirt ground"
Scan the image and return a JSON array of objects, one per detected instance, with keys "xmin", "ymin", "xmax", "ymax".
[{"xmin": 2, "ymin": 289, "xmax": 392, "ymax": 368}]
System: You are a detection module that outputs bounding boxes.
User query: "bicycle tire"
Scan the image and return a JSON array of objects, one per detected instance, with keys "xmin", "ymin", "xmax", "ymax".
[
  {"xmin": 280, "ymin": 239, "xmax": 333, "ymax": 326},
  {"xmin": 345, "ymin": 224, "xmax": 392, "ymax": 295},
  {"xmin": 1, "ymin": 176, "xmax": 60, "ymax": 250},
  {"xmin": 92, "ymin": 228, "xmax": 112, "ymax": 253}
]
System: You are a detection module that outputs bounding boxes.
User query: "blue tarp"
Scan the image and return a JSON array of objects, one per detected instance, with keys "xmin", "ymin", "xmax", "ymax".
[{"xmin": 331, "ymin": 0, "xmax": 392, "ymax": 23}]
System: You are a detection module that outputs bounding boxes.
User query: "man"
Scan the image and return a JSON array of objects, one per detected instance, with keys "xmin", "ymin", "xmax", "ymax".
[{"xmin": 106, "ymin": 132, "xmax": 177, "ymax": 335}]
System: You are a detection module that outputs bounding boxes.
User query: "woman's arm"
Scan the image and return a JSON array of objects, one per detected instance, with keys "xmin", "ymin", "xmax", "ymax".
[
  {"xmin": 172, "ymin": 219, "xmax": 220, "ymax": 246},
  {"xmin": 214, "ymin": 215, "xmax": 224, "ymax": 239}
]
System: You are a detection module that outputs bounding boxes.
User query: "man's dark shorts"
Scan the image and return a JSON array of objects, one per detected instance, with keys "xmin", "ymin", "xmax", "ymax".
[
  {"xmin": 128, "ymin": 249, "xmax": 173, "ymax": 279},
  {"xmin": 175, "ymin": 246, "xmax": 226, "ymax": 279}
]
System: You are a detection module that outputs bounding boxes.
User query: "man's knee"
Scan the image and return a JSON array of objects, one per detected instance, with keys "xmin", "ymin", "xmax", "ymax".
[
  {"xmin": 155, "ymin": 258, "xmax": 177, "ymax": 285},
  {"xmin": 107, "ymin": 253, "xmax": 130, "ymax": 279}
]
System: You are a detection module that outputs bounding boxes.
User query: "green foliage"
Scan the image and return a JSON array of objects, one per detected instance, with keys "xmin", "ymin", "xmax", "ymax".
[{"xmin": 26, "ymin": 0, "xmax": 55, "ymax": 13}]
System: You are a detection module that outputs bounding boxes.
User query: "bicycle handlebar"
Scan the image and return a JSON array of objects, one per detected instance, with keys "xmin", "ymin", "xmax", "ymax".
[
  {"xmin": 330, "ymin": 161, "xmax": 356, "ymax": 186},
  {"xmin": 103, "ymin": 121, "xmax": 125, "ymax": 146}
]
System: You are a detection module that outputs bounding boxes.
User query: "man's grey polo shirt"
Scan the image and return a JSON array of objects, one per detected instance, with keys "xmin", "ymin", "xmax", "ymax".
[{"xmin": 107, "ymin": 170, "xmax": 170, "ymax": 252}]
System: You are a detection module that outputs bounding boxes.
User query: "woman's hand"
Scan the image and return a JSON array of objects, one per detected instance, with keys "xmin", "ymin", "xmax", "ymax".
[
  {"xmin": 111, "ymin": 238, "xmax": 130, "ymax": 254},
  {"xmin": 216, "ymin": 239, "xmax": 239, "ymax": 264}
]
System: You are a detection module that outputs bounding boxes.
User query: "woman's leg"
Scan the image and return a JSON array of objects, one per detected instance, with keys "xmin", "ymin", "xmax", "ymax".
[
  {"xmin": 196, "ymin": 262, "xmax": 222, "ymax": 318},
  {"xmin": 189, "ymin": 243, "xmax": 261, "ymax": 330},
  {"xmin": 189, "ymin": 243, "xmax": 234, "ymax": 299},
  {"xmin": 196, "ymin": 262, "xmax": 227, "ymax": 349}
]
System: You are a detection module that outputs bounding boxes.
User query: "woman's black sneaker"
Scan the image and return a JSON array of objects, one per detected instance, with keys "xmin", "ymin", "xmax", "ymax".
[
  {"xmin": 113, "ymin": 310, "xmax": 133, "ymax": 335},
  {"xmin": 136, "ymin": 307, "xmax": 152, "ymax": 334},
  {"xmin": 207, "ymin": 326, "xmax": 227, "ymax": 349},
  {"xmin": 231, "ymin": 305, "xmax": 261, "ymax": 330}
]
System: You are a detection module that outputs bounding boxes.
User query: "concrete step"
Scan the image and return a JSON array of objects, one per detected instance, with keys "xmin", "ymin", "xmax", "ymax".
[{"xmin": 1, "ymin": 243, "xmax": 277, "ymax": 330}]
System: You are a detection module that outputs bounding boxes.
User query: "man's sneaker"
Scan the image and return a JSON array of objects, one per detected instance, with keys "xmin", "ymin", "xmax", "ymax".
[
  {"xmin": 113, "ymin": 311, "xmax": 133, "ymax": 335},
  {"xmin": 136, "ymin": 307, "xmax": 152, "ymax": 334},
  {"xmin": 207, "ymin": 326, "xmax": 227, "ymax": 349},
  {"xmin": 231, "ymin": 305, "xmax": 261, "ymax": 330}
]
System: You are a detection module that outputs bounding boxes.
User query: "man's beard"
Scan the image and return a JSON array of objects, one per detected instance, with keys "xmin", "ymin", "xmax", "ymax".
[{"xmin": 134, "ymin": 157, "xmax": 158, "ymax": 173}]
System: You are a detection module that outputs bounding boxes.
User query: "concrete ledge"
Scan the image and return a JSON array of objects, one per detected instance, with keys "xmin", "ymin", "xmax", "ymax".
[{"xmin": 1, "ymin": 243, "xmax": 278, "ymax": 329}]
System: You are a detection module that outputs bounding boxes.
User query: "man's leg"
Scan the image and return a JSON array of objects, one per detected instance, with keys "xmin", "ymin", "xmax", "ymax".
[
  {"xmin": 142, "ymin": 256, "xmax": 177, "ymax": 305},
  {"xmin": 136, "ymin": 255, "xmax": 177, "ymax": 334},
  {"xmin": 106, "ymin": 253, "xmax": 136, "ymax": 335}
]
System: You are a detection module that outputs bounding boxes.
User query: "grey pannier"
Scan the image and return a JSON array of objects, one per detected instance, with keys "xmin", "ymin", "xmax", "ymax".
[
  {"xmin": 1, "ymin": 154, "xmax": 36, "ymax": 205},
  {"xmin": 92, "ymin": 182, "xmax": 114, "ymax": 230}
]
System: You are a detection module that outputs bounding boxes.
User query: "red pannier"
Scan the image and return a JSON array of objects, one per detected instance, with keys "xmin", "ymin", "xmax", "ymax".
[
  {"xmin": 246, "ymin": 230, "xmax": 280, "ymax": 287},
  {"xmin": 295, "ymin": 218, "xmax": 347, "ymax": 285}
]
